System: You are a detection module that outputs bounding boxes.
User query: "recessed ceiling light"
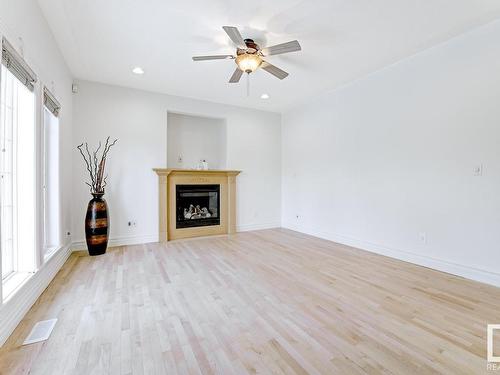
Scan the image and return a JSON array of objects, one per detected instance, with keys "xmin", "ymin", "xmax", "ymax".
[
  {"xmin": 132, "ymin": 67, "xmax": 144, "ymax": 75},
  {"xmin": 261, "ymin": 93, "xmax": 269, "ymax": 99}
]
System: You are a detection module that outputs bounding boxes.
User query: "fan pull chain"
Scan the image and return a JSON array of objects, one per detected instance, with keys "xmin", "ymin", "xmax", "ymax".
[{"xmin": 246, "ymin": 72, "xmax": 250, "ymax": 97}]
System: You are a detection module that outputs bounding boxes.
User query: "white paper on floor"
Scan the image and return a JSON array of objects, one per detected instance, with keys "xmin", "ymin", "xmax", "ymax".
[{"xmin": 22, "ymin": 318, "xmax": 58, "ymax": 345}]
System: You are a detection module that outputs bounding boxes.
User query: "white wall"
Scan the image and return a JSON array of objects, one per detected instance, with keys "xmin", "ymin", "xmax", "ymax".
[
  {"xmin": 282, "ymin": 20, "xmax": 500, "ymax": 286},
  {"xmin": 0, "ymin": 0, "xmax": 73, "ymax": 243},
  {"xmin": 72, "ymin": 81, "xmax": 281, "ymax": 246},
  {"xmin": 0, "ymin": 0, "xmax": 73, "ymax": 345},
  {"xmin": 167, "ymin": 112, "xmax": 226, "ymax": 170}
]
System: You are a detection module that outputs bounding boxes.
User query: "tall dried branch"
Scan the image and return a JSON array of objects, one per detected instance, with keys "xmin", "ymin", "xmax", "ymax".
[
  {"xmin": 101, "ymin": 137, "xmax": 118, "ymax": 161},
  {"xmin": 85, "ymin": 143, "xmax": 95, "ymax": 190},
  {"xmin": 92, "ymin": 141, "xmax": 101, "ymax": 181},
  {"xmin": 77, "ymin": 137, "xmax": 118, "ymax": 194},
  {"xmin": 77, "ymin": 143, "xmax": 96, "ymax": 191},
  {"xmin": 102, "ymin": 175, "xmax": 108, "ymax": 189}
]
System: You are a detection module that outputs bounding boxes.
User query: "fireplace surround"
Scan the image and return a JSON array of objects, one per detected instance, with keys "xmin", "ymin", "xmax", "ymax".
[{"xmin": 153, "ymin": 169, "xmax": 240, "ymax": 240}]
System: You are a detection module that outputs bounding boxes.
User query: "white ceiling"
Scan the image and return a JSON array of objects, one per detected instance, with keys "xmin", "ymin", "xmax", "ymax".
[{"xmin": 38, "ymin": 0, "xmax": 500, "ymax": 112}]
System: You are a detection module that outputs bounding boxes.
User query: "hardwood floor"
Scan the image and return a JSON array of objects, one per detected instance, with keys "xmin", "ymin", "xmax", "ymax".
[{"xmin": 0, "ymin": 228, "xmax": 499, "ymax": 374}]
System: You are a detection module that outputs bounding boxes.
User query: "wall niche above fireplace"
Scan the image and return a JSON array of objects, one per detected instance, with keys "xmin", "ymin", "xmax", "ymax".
[
  {"xmin": 154, "ymin": 169, "xmax": 240, "ymax": 241},
  {"xmin": 167, "ymin": 112, "xmax": 227, "ymax": 170}
]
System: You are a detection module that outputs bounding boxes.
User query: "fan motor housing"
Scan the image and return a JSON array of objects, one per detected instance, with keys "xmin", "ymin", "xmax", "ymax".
[{"xmin": 242, "ymin": 38, "xmax": 259, "ymax": 54}]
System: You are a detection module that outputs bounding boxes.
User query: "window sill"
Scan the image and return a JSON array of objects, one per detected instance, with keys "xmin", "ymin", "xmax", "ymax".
[
  {"xmin": 2, "ymin": 272, "xmax": 33, "ymax": 303},
  {"xmin": 2, "ymin": 244, "xmax": 67, "ymax": 303},
  {"xmin": 43, "ymin": 245, "xmax": 60, "ymax": 263}
]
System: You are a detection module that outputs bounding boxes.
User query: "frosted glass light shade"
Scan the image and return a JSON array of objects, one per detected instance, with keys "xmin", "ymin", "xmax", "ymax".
[{"xmin": 236, "ymin": 54, "xmax": 262, "ymax": 73}]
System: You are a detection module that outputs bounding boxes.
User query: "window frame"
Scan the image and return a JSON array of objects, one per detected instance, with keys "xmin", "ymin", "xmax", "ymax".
[
  {"xmin": 40, "ymin": 102, "xmax": 61, "ymax": 262},
  {"xmin": 0, "ymin": 33, "xmax": 64, "ymax": 303},
  {"xmin": 0, "ymin": 59, "xmax": 38, "ymax": 297},
  {"xmin": 0, "ymin": 51, "xmax": 3, "ymax": 303}
]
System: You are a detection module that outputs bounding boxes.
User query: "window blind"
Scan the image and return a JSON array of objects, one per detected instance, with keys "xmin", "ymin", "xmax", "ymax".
[
  {"xmin": 1, "ymin": 37, "xmax": 37, "ymax": 91},
  {"xmin": 43, "ymin": 87, "xmax": 61, "ymax": 117}
]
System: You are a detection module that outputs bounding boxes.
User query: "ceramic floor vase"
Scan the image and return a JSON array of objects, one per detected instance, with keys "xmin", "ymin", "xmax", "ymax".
[{"xmin": 85, "ymin": 192, "xmax": 109, "ymax": 256}]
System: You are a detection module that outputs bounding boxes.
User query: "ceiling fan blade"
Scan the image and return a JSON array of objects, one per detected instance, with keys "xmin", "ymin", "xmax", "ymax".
[
  {"xmin": 261, "ymin": 40, "xmax": 301, "ymax": 56},
  {"xmin": 192, "ymin": 55, "xmax": 234, "ymax": 61},
  {"xmin": 229, "ymin": 68, "xmax": 243, "ymax": 83},
  {"xmin": 222, "ymin": 26, "xmax": 246, "ymax": 48},
  {"xmin": 261, "ymin": 61, "xmax": 289, "ymax": 80}
]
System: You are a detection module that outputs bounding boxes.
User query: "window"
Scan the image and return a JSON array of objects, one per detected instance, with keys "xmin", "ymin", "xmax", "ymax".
[
  {"xmin": 42, "ymin": 88, "xmax": 61, "ymax": 258},
  {"xmin": 0, "ymin": 38, "xmax": 62, "ymax": 301},
  {"xmin": 1, "ymin": 38, "xmax": 38, "ymax": 297},
  {"xmin": 0, "ymin": 64, "xmax": 36, "ymax": 281}
]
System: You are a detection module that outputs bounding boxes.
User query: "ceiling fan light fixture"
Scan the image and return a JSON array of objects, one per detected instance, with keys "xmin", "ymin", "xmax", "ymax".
[
  {"xmin": 236, "ymin": 53, "xmax": 262, "ymax": 73},
  {"xmin": 192, "ymin": 26, "xmax": 300, "ymax": 83}
]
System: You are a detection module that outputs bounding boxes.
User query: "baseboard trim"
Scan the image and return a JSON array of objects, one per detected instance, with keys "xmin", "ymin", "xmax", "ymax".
[
  {"xmin": 237, "ymin": 222, "xmax": 281, "ymax": 232},
  {"xmin": 0, "ymin": 243, "xmax": 72, "ymax": 347},
  {"xmin": 283, "ymin": 222, "xmax": 500, "ymax": 288},
  {"xmin": 71, "ymin": 234, "xmax": 158, "ymax": 251},
  {"xmin": 72, "ymin": 225, "xmax": 281, "ymax": 248}
]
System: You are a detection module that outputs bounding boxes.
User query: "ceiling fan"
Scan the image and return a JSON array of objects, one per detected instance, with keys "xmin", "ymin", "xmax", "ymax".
[{"xmin": 192, "ymin": 26, "xmax": 301, "ymax": 83}]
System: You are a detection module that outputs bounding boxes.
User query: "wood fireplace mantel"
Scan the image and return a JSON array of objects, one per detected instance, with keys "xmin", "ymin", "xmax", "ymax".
[{"xmin": 153, "ymin": 168, "xmax": 241, "ymax": 241}]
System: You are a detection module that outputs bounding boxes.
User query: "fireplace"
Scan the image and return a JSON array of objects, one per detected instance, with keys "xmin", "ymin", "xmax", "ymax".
[
  {"xmin": 154, "ymin": 169, "xmax": 240, "ymax": 241},
  {"xmin": 176, "ymin": 184, "xmax": 220, "ymax": 228}
]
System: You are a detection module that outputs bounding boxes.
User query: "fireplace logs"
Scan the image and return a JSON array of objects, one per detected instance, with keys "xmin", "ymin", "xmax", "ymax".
[{"xmin": 184, "ymin": 204, "xmax": 212, "ymax": 219}]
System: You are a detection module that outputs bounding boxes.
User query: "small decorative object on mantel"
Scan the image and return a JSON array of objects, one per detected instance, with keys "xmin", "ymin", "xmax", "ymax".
[
  {"xmin": 195, "ymin": 159, "xmax": 209, "ymax": 170},
  {"xmin": 77, "ymin": 137, "xmax": 118, "ymax": 256}
]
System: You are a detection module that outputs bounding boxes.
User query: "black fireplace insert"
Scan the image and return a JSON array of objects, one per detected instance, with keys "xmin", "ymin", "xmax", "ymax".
[{"xmin": 176, "ymin": 184, "xmax": 220, "ymax": 228}]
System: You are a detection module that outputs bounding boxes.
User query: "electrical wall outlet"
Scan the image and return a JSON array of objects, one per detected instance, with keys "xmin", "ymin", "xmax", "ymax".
[
  {"xmin": 127, "ymin": 221, "xmax": 137, "ymax": 227},
  {"xmin": 473, "ymin": 164, "xmax": 483, "ymax": 176},
  {"xmin": 177, "ymin": 154, "xmax": 183, "ymax": 164},
  {"xmin": 418, "ymin": 232, "xmax": 427, "ymax": 244}
]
